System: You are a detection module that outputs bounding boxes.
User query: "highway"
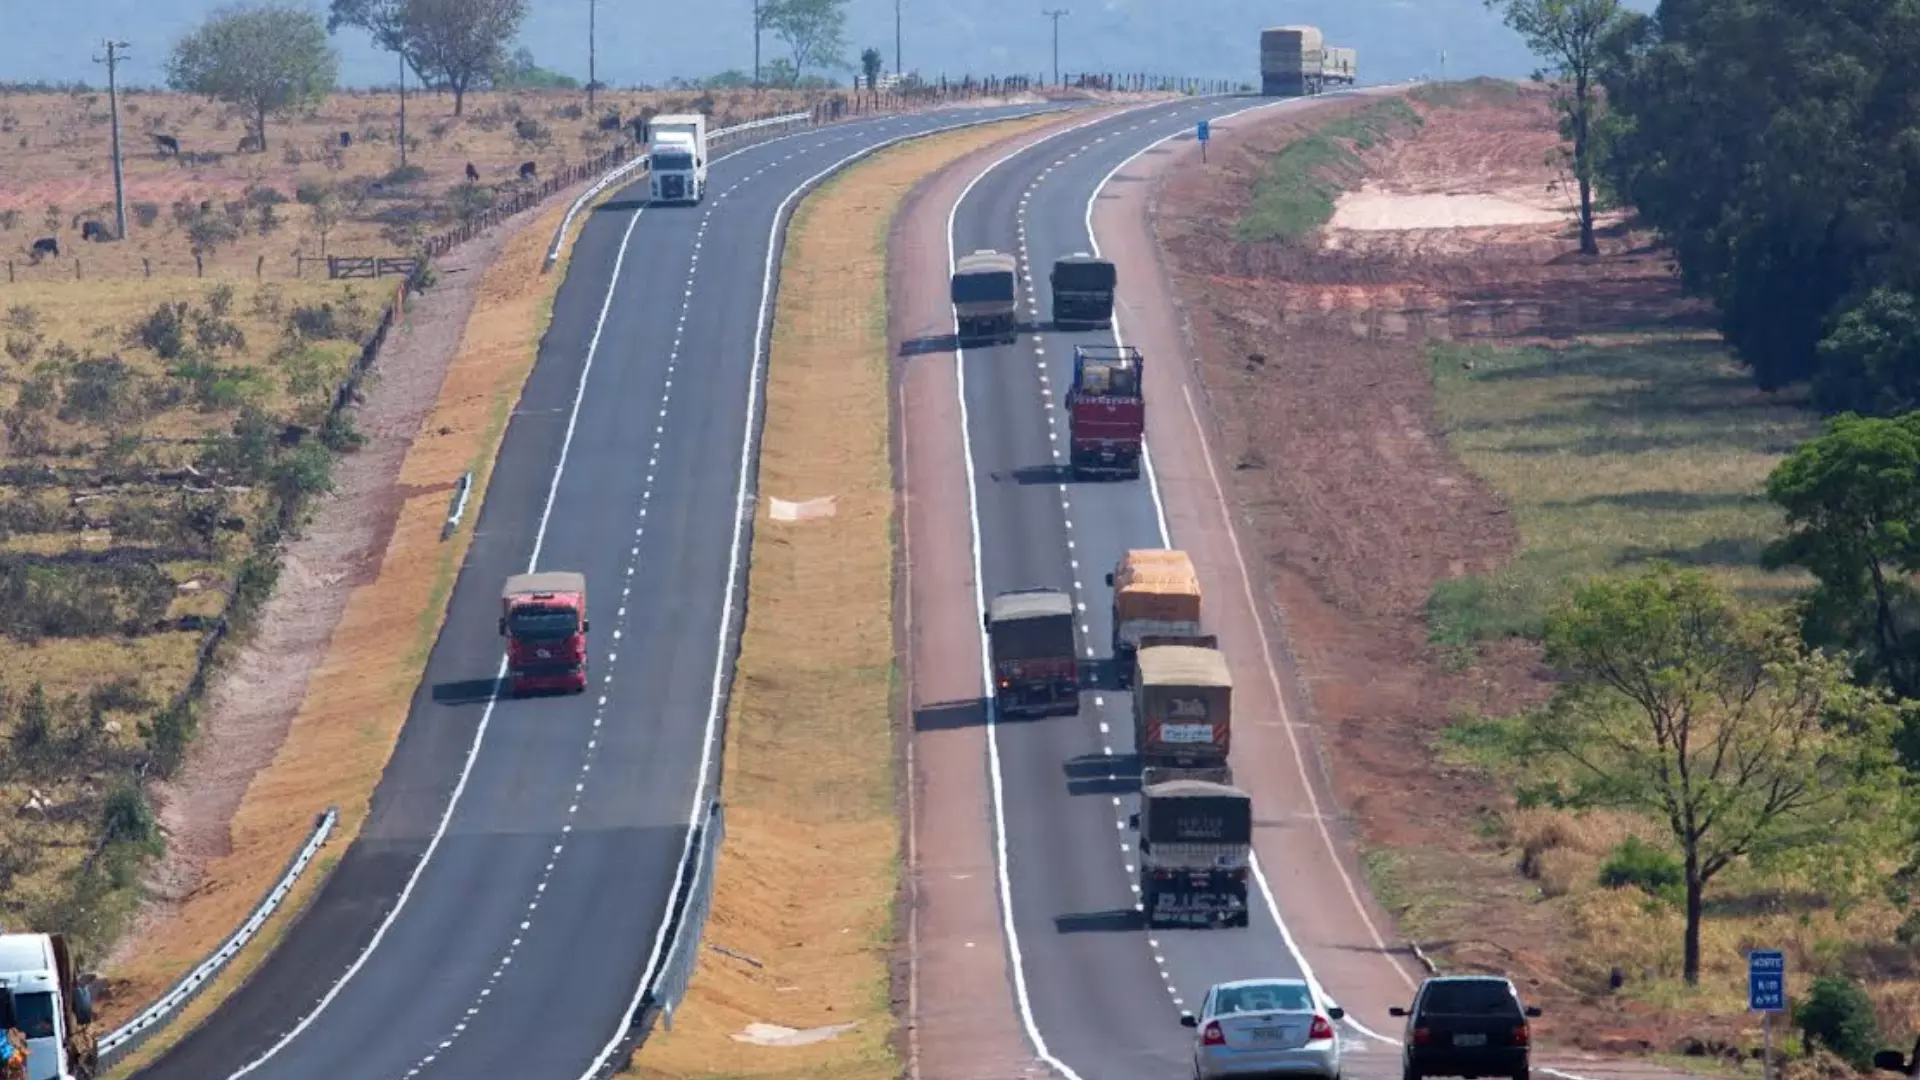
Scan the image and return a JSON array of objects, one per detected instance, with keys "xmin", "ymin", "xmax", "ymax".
[
  {"xmin": 947, "ymin": 93, "xmax": 1400, "ymax": 1080},
  {"xmin": 132, "ymin": 100, "xmax": 1063, "ymax": 1080}
]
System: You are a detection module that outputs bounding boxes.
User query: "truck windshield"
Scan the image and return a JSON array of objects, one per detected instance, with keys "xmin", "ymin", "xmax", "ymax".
[
  {"xmin": 11, "ymin": 990, "xmax": 56, "ymax": 1038},
  {"xmin": 952, "ymin": 271, "xmax": 1014, "ymax": 304},
  {"xmin": 989, "ymin": 614, "xmax": 1074, "ymax": 661},
  {"xmin": 652, "ymin": 150, "xmax": 694, "ymax": 171},
  {"xmin": 508, "ymin": 607, "xmax": 579, "ymax": 640},
  {"xmin": 1077, "ymin": 362, "xmax": 1139, "ymax": 396}
]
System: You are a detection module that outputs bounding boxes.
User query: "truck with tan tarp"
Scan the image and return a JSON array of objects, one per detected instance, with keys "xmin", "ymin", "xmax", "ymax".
[
  {"xmin": 951, "ymin": 249, "xmax": 1019, "ymax": 343},
  {"xmin": 1105, "ymin": 549, "xmax": 1202, "ymax": 687},
  {"xmin": 1261, "ymin": 25, "xmax": 1324, "ymax": 97},
  {"xmin": 1133, "ymin": 643, "xmax": 1233, "ymax": 788}
]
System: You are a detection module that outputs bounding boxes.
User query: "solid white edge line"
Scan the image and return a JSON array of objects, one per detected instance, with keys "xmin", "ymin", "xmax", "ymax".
[
  {"xmin": 569, "ymin": 103, "xmax": 1069, "ymax": 1080},
  {"xmin": 949, "ymin": 96, "xmax": 1203, "ymax": 1080},
  {"xmin": 225, "ymin": 200, "xmax": 651, "ymax": 1080}
]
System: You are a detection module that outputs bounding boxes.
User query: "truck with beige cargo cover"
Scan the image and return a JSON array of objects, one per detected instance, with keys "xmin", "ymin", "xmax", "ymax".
[
  {"xmin": 500, "ymin": 571, "xmax": 590, "ymax": 695},
  {"xmin": 1129, "ymin": 779, "xmax": 1253, "ymax": 928},
  {"xmin": 984, "ymin": 587, "xmax": 1079, "ymax": 716},
  {"xmin": 951, "ymin": 249, "xmax": 1019, "ymax": 343},
  {"xmin": 0, "ymin": 932, "xmax": 98, "ymax": 1080},
  {"xmin": 1323, "ymin": 46, "xmax": 1358, "ymax": 86},
  {"xmin": 1133, "ymin": 643, "xmax": 1232, "ymax": 788},
  {"xmin": 1261, "ymin": 25, "xmax": 1324, "ymax": 97},
  {"xmin": 1105, "ymin": 548, "xmax": 1202, "ymax": 688}
]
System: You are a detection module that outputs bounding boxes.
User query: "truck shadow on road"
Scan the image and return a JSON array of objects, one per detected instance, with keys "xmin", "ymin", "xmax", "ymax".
[
  {"xmin": 432, "ymin": 677, "xmax": 503, "ymax": 706},
  {"xmin": 1001, "ymin": 465, "xmax": 1070, "ymax": 486},
  {"xmin": 1054, "ymin": 908, "xmax": 1146, "ymax": 933},
  {"xmin": 913, "ymin": 697, "xmax": 1086, "ymax": 730},
  {"xmin": 1064, "ymin": 752, "xmax": 1141, "ymax": 796}
]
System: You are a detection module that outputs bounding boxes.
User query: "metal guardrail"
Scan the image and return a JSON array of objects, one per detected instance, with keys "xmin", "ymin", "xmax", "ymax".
[
  {"xmin": 440, "ymin": 470, "xmax": 474, "ymax": 541},
  {"xmin": 542, "ymin": 110, "xmax": 814, "ymax": 270},
  {"xmin": 95, "ymin": 807, "xmax": 340, "ymax": 1069}
]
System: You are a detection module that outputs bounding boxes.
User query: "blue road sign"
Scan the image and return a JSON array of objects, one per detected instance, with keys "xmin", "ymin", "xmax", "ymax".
[
  {"xmin": 1197, "ymin": 120, "xmax": 1210, "ymax": 142},
  {"xmin": 1748, "ymin": 949, "xmax": 1786, "ymax": 1012}
]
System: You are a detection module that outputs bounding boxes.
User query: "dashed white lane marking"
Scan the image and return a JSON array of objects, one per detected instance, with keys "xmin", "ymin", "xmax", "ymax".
[{"xmin": 398, "ymin": 198, "xmax": 725, "ymax": 1080}]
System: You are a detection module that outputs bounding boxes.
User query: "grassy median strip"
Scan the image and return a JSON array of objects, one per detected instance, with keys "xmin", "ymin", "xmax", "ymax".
[
  {"xmin": 101, "ymin": 193, "xmax": 591, "ymax": 1076},
  {"xmin": 626, "ymin": 113, "xmax": 1061, "ymax": 1080}
]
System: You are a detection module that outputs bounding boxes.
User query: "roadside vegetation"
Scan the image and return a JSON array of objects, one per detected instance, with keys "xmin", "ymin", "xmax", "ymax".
[
  {"xmin": 1383, "ymin": 0, "xmax": 1920, "ymax": 1063},
  {"xmin": 1234, "ymin": 97, "xmax": 1421, "ymax": 243},
  {"xmin": 0, "ymin": 273, "xmax": 368, "ymax": 961},
  {"xmin": 627, "ymin": 113, "xmax": 1061, "ymax": 1078}
]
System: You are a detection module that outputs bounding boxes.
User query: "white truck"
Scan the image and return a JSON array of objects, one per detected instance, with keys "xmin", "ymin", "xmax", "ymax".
[
  {"xmin": 0, "ymin": 933, "xmax": 97, "ymax": 1080},
  {"xmin": 646, "ymin": 113, "xmax": 708, "ymax": 205}
]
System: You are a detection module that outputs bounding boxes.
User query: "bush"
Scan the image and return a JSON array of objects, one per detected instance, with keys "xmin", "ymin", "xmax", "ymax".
[
  {"xmin": 11, "ymin": 681, "xmax": 51, "ymax": 754},
  {"xmin": 512, "ymin": 116, "xmax": 550, "ymax": 145},
  {"xmin": 287, "ymin": 302, "xmax": 351, "ymax": 341},
  {"xmin": 59, "ymin": 355, "xmax": 142, "ymax": 424},
  {"xmin": 0, "ymin": 558, "xmax": 178, "ymax": 640},
  {"xmin": 141, "ymin": 701, "xmax": 195, "ymax": 776},
  {"xmin": 383, "ymin": 163, "xmax": 429, "ymax": 186},
  {"xmin": 133, "ymin": 301, "xmax": 190, "ymax": 359},
  {"xmin": 1597, "ymin": 836, "xmax": 1683, "ymax": 904},
  {"xmin": 1794, "ymin": 976, "xmax": 1880, "ymax": 1069},
  {"xmin": 99, "ymin": 779, "xmax": 160, "ymax": 848},
  {"xmin": 131, "ymin": 201, "xmax": 160, "ymax": 228}
]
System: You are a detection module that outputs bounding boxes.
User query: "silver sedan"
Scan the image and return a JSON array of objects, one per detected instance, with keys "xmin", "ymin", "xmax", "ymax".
[{"xmin": 1181, "ymin": 977, "xmax": 1347, "ymax": 1080}]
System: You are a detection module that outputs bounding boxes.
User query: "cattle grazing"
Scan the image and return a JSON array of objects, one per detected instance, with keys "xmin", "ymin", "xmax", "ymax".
[
  {"xmin": 598, "ymin": 112, "xmax": 622, "ymax": 131},
  {"xmin": 151, "ymin": 133, "xmax": 180, "ymax": 156},
  {"xmin": 339, "ymin": 130, "xmax": 353, "ymax": 147},
  {"xmin": 80, "ymin": 221, "xmax": 111, "ymax": 242},
  {"xmin": 236, "ymin": 134, "xmax": 262, "ymax": 154},
  {"xmin": 517, "ymin": 160, "xmax": 537, "ymax": 180},
  {"xmin": 465, "ymin": 161, "xmax": 480, "ymax": 183},
  {"xmin": 29, "ymin": 237, "xmax": 59, "ymax": 261},
  {"xmin": 199, "ymin": 200, "xmax": 214, "ymax": 214}
]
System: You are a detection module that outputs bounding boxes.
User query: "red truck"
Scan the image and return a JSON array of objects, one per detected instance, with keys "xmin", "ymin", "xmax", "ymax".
[
  {"xmin": 984, "ymin": 588, "xmax": 1080, "ymax": 717},
  {"xmin": 1068, "ymin": 344, "xmax": 1145, "ymax": 480},
  {"xmin": 499, "ymin": 571, "xmax": 590, "ymax": 695}
]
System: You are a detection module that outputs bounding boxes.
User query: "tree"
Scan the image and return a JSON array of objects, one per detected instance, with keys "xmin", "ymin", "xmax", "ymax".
[
  {"xmin": 326, "ymin": 0, "xmax": 425, "ymax": 84},
  {"xmin": 1597, "ymin": 0, "xmax": 1920, "ymax": 400},
  {"xmin": 166, "ymin": 2, "xmax": 338, "ymax": 152},
  {"xmin": 497, "ymin": 46, "xmax": 580, "ymax": 90},
  {"xmin": 861, "ymin": 47, "xmax": 883, "ymax": 92},
  {"xmin": 760, "ymin": 0, "xmax": 849, "ymax": 83},
  {"xmin": 1764, "ymin": 412, "xmax": 1920, "ymax": 700},
  {"xmin": 1508, "ymin": 565, "xmax": 1906, "ymax": 985},
  {"xmin": 403, "ymin": 0, "xmax": 527, "ymax": 115},
  {"xmin": 1485, "ymin": 0, "xmax": 1632, "ymax": 255}
]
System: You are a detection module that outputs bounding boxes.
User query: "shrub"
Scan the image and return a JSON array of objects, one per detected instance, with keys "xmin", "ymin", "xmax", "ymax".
[
  {"xmin": 1794, "ymin": 976, "xmax": 1880, "ymax": 1069},
  {"xmin": 141, "ymin": 701, "xmax": 196, "ymax": 776},
  {"xmin": 204, "ymin": 282, "xmax": 235, "ymax": 316},
  {"xmin": 131, "ymin": 201, "xmax": 160, "ymax": 228},
  {"xmin": 90, "ymin": 675, "xmax": 154, "ymax": 715},
  {"xmin": 287, "ymin": 302, "xmax": 356, "ymax": 341},
  {"xmin": 11, "ymin": 681, "xmax": 52, "ymax": 753},
  {"xmin": 0, "ymin": 558, "xmax": 178, "ymax": 640},
  {"xmin": 512, "ymin": 116, "xmax": 550, "ymax": 144},
  {"xmin": 99, "ymin": 779, "xmax": 160, "ymax": 848},
  {"xmin": 192, "ymin": 308, "xmax": 246, "ymax": 354},
  {"xmin": 133, "ymin": 301, "xmax": 190, "ymax": 359},
  {"xmin": 320, "ymin": 409, "xmax": 364, "ymax": 452},
  {"xmin": 5, "ymin": 305, "xmax": 39, "ymax": 333},
  {"xmin": 4, "ymin": 333, "xmax": 35, "ymax": 362},
  {"xmin": 383, "ymin": 163, "xmax": 429, "ymax": 186},
  {"xmin": 1597, "ymin": 836, "xmax": 1683, "ymax": 904},
  {"xmin": 447, "ymin": 182, "xmax": 496, "ymax": 224},
  {"xmin": 59, "ymin": 355, "xmax": 142, "ymax": 424}
]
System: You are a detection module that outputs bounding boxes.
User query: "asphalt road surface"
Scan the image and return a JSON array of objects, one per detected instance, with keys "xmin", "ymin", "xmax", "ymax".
[
  {"xmin": 133, "ymin": 101, "xmax": 1063, "ymax": 1080},
  {"xmin": 949, "ymin": 93, "xmax": 1412, "ymax": 1080}
]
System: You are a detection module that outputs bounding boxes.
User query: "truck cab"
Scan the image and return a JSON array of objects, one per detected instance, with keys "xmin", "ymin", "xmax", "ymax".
[
  {"xmin": 951, "ymin": 250, "xmax": 1019, "ymax": 344},
  {"xmin": 646, "ymin": 113, "xmax": 708, "ymax": 205},
  {"xmin": 499, "ymin": 571, "xmax": 590, "ymax": 695},
  {"xmin": 1129, "ymin": 779, "xmax": 1253, "ymax": 928},
  {"xmin": 0, "ymin": 933, "xmax": 97, "ymax": 1080},
  {"xmin": 1049, "ymin": 253, "xmax": 1116, "ymax": 329},
  {"xmin": 984, "ymin": 588, "xmax": 1079, "ymax": 717},
  {"xmin": 1068, "ymin": 343, "xmax": 1145, "ymax": 480}
]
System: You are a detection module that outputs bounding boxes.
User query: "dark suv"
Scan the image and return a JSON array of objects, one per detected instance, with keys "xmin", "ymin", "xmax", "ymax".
[{"xmin": 1390, "ymin": 975, "xmax": 1542, "ymax": 1080}]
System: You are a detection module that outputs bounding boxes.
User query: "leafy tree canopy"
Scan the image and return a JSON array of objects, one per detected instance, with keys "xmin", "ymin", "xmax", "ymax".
[{"xmin": 166, "ymin": 1, "xmax": 338, "ymax": 151}]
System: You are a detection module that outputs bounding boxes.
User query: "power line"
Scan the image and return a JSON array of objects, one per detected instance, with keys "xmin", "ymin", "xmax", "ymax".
[
  {"xmin": 1042, "ymin": 9, "xmax": 1067, "ymax": 87},
  {"xmin": 92, "ymin": 39, "xmax": 131, "ymax": 243}
]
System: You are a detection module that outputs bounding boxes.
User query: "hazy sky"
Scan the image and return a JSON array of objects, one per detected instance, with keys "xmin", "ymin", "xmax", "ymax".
[{"xmin": 0, "ymin": 0, "xmax": 1658, "ymax": 91}]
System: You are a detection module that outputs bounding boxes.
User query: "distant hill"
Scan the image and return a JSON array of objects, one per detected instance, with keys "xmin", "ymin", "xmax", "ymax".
[{"xmin": 1, "ymin": 0, "xmax": 1656, "ymax": 92}]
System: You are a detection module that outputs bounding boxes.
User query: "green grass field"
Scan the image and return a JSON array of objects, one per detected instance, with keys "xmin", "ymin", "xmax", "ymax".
[{"xmin": 1425, "ymin": 334, "xmax": 1820, "ymax": 656}]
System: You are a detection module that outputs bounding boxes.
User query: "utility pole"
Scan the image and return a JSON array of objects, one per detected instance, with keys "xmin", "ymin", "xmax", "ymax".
[
  {"xmin": 895, "ymin": 0, "xmax": 902, "ymax": 75},
  {"xmin": 753, "ymin": 0, "xmax": 762, "ymax": 89},
  {"xmin": 1042, "ymin": 9, "xmax": 1067, "ymax": 87},
  {"xmin": 587, "ymin": 0, "xmax": 597, "ymax": 109},
  {"xmin": 397, "ymin": 49, "xmax": 408, "ymax": 168},
  {"xmin": 94, "ymin": 39, "xmax": 131, "ymax": 243}
]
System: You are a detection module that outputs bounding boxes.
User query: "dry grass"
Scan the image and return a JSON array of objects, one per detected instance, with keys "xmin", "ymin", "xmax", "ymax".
[
  {"xmin": 97, "ymin": 191, "xmax": 580, "ymax": 1076},
  {"xmin": 0, "ymin": 270, "xmax": 366, "ymax": 956},
  {"xmin": 0, "ymin": 87, "xmax": 831, "ymax": 281},
  {"xmin": 624, "ymin": 113, "xmax": 1062, "ymax": 1079}
]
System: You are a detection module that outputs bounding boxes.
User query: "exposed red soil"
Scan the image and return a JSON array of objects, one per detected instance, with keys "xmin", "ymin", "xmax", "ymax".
[{"xmin": 1146, "ymin": 84, "xmax": 1746, "ymax": 1057}]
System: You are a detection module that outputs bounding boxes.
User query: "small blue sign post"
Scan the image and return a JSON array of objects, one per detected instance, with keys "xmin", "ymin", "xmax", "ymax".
[
  {"xmin": 1749, "ymin": 950, "xmax": 1786, "ymax": 1080},
  {"xmin": 1197, "ymin": 119, "xmax": 1210, "ymax": 163}
]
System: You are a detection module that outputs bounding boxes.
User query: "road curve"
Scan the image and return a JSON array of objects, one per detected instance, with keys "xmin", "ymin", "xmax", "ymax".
[{"xmin": 132, "ymin": 101, "xmax": 1065, "ymax": 1080}]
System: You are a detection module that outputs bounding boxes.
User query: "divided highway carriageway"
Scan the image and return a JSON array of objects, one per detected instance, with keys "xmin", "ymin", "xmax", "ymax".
[{"xmin": 132, "ymin": 100, "xmax": 1062, "ymax": 1080}]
